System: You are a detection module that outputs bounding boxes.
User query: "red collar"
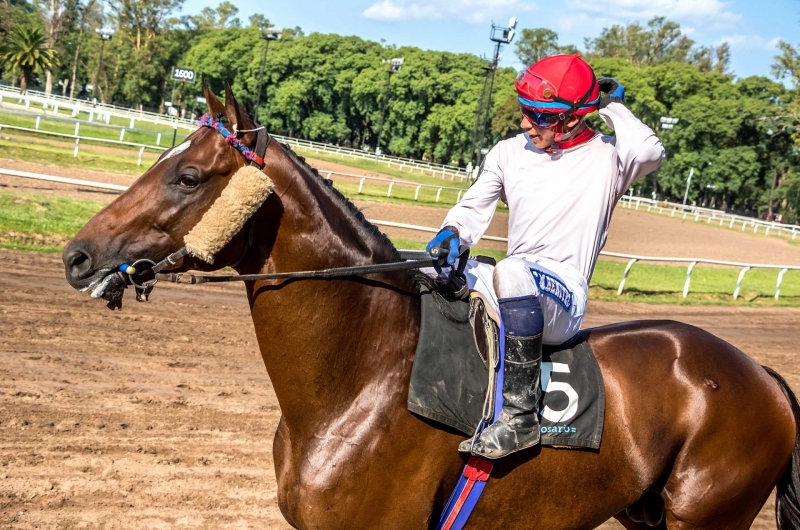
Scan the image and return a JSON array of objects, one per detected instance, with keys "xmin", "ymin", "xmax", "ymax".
[{"xmin": 546, "ymin": 127, "xmax": 595, "ymax": 153}]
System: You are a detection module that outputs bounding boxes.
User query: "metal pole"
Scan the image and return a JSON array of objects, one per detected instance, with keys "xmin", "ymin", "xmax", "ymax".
[
  {"xmin": 375, "ymin": 70, "xmax": 392, "ymax": 160},
  {"xmin": 252, "ymin": 37, "xmax": 270, "ymax": 122},
  {"xmin": 469, "ymin": 70, "xmax": 491, "ymax": 165},
  {"xmin": 475, "ymin": 41, "xmax": 501, "ymax": 166},
  {"xmin": 682, "ymin": 167, "xmax": 695, "ymax": 205},
  {"xmin": 93, "ymin": 38, "xmax": 106, "ymax": 103}
]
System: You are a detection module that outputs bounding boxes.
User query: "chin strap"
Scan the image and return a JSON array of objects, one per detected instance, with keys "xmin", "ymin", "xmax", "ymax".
[{"xmin": 546, "ymin": 123, "xmax": 595, "ymax": 153}]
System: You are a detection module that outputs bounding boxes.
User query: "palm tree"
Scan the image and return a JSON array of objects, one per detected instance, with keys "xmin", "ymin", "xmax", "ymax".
[{"xmin": 0, "ymin": 26, "xmax": 59, "ymax": 94}]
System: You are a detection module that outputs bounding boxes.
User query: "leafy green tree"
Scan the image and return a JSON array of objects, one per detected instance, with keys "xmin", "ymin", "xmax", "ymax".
[
  {"xmin": 0, "ymin": 25, "xmax": 59, "ymax": 92},
  {"xmin": 514, "ymin": 28, "xmax": 578, "ymax": 66}
]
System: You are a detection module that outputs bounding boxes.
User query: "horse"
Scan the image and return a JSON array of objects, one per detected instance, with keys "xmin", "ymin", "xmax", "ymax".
[{"xmin": 63, "ymin": 81, "xmax": 800, "ymax": 529}]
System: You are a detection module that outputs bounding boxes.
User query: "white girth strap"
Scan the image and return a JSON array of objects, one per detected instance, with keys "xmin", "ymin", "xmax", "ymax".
[{"xmin": 183, "ymin": 166, "xmax": 274, "ymax": 264}]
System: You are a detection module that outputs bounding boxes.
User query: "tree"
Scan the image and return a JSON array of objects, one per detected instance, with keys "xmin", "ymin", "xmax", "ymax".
[
  {"xmin": 514, "ymin": 28, "xmax": 578, "ymax": 66},
  {"xmin": 0, "ymin": 25, "xmax": 59, "ymax": 93},
  {"xmin": 185, "ymin": 1, "xmax": 241, "ymax": 31},
  {"xmin": 585, "ymin": 17, "xmax": 727, "ymax": 72},
  {"xmin": 772, "ymin": 40, "xmax": 800, "ymax": 86},
  {"xmin": 515, "ymin": 28, "xmax": 559, "ymax": 65}
]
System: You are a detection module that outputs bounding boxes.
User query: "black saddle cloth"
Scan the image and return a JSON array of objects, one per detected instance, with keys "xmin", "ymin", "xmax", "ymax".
[{"xmin": 408, "ymin": 285, "xmax": 605, "ymax": 450}]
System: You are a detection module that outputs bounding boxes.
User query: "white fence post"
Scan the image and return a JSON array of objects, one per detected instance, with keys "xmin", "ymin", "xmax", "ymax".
[
  {"xmin": 414, "ymin": 185, "xmax": 421, "ymax": 201},
  {"xmin": 35, "ymin": 116, "xmax": 40, "ymax": 130},
  {"xmin": 137, "ymin": 146, "xmax": 145, "ymax": 166},
  {"xmin": 120, "ymin": 128, "xmax": 125, "ymax": 141},
  {"xmin": 776, "ymin": 268, "xmax": 789, "ymax": 300},
  {"xmin": 617, "ymin": 259, "xmax": 637, "ymax": 295},
  {"xmin": 456, "ymin": 190, "xmax": 463, "ymax": 203},
  {"xmin": 130, "ymin": 117, "xmax": 135, "ymax": 129},
  {"xmin": 733, "ymin": 266, "xmax": 751, "ymax": 299},
  {"xmin": 435, "ymin": 188, "xmax": 442, "ymax": 202},
  {"xmin": 156, "ymin": 132, "xmax": 161, "ymax": 146},
  {"xmin": 88, "ymin": 109, "xmax": 94, "ymax": 122},
  {"xmin": 683, "ymin": 261, "xmax": 697, "ymax": 298},
  {"xmin": 387, "ymin": 181, "xmax": 394, "ymax": 197},
  {"xmin": 358, "ymin": 178, "xmax": 365, "ymax": 194},
  {"xmin": 73, "ymin": 138, "xmax": 80, "ymax": 157},
  {"xmin": 74, "ymin": 122, "xmax": 80, "ymax": 136}
]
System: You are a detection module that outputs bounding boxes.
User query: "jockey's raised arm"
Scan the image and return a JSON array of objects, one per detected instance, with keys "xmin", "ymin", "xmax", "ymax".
[
  {"xmin": 599, "ymin": 99, "xmax": 665, "ymax": 200},
  {"xmin": 426, "ymin": 53, "xmax": 665, "ymax": 459}
]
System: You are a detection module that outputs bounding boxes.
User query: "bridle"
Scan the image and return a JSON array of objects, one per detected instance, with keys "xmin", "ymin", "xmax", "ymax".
[{"xmin": 123, "ymin": 113, "xmax": 468, "ymax": 303}]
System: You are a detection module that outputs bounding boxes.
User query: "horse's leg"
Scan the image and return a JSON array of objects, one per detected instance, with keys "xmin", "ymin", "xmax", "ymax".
[{"xmin": 657, "ymin": 356, "xmax": 795, "ymax": 529}]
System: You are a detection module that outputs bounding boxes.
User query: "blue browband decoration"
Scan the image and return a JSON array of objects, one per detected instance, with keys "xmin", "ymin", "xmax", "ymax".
[{"xmin": 197, "ymin": 113, "xmax": 265, "ymax": 166}]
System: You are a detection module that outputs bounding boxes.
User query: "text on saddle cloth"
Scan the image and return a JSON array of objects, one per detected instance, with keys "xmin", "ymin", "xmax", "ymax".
[{"xmin": 408, "ymin": 287, "xmax": 605, "ymax": 450}]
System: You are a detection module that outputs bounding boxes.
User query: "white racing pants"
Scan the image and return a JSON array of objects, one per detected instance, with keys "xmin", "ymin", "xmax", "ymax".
[{"xmin": 464, "ymin": 255, "xmax": 587, "ymax": 346}]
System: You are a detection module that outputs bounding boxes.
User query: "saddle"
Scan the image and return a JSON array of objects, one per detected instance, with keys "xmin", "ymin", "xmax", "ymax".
[{"xmin": 408, "ymin": 282, "xmax": 606, "ymax": 450}]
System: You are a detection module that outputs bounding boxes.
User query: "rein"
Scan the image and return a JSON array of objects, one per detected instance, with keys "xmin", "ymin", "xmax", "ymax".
[{"xmin": 123, "ymin": 115, "xmax": 469, "ymax": 302}]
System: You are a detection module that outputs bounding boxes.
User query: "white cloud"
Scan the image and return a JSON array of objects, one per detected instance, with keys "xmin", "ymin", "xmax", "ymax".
[
  {"xmin": 566, "ymin": 0, "xmax": 741, "ymax": 31},
  {"xmin": 362, "ymin": 0, "xmax": 535, "ymax": 24},
  {"xmin": 717, "ymin": 34, "xmax": 784, "ymax": 51}
]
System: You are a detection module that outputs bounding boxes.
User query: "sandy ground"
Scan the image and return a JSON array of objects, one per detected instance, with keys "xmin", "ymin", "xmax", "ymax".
[
  {"xmin": 2, "ymin": 159, "xmax": 800, "ymax": 266},
  {"xmin": 1, "ymin": 248, "xmax": 796, "ymax": 529}
]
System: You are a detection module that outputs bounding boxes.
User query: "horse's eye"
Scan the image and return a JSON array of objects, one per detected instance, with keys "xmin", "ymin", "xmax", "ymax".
[{"xmin": 178, "ymin": 175, "xmax": 198, "ymax": 188}]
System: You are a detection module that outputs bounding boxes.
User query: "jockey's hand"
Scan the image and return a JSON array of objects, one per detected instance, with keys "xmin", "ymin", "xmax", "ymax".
[
  {"xmin": 598, "ymin": 78, "xmax": 625, "ymax": 108},
  {"xmin": 426, "ymin": 226, "xmax": 460, "ymax": 267}
]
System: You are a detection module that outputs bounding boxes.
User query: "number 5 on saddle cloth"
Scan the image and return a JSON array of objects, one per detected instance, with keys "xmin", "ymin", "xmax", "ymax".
[{"xmin": 407, "ymin": 268, "xmax": 606, "ymax": 529}]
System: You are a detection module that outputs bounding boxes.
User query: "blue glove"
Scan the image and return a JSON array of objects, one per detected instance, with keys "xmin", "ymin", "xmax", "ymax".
[
  {"xmin": 598, "ymin": 78, "xmax": 625, "ymax": 108},
  {"xmin": 426, "ymin": 226, "xmax": 460, "ymax": 267}
]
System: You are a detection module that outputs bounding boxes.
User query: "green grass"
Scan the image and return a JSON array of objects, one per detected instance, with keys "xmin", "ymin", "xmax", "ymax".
[
  {"xmin": 0, "ymin": 108, "xmax": 190, "ymax": 146},
  {"xmin": 589, "ymin": 259, "xmax": 800, "ymax": 306},
  {"xmin": 0, "ymin": 191, "xmax": 104, "ymax": 252},
  {"xmin": 0, "ymin": 136, "xmax": 153, "ymax": 174},
  {"xmin": 294, "ymin": 146, "xmax": 469, "ymax": 187}
]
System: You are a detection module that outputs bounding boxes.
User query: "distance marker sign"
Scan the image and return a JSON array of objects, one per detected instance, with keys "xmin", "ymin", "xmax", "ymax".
[{"xmin": 171, "ymin": 67, "xmax": 196, "ymax": 83}]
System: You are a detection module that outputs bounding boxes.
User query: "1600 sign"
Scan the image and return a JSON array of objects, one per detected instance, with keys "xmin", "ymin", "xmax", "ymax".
[{"xmin": 171, "ymin": 67, "xmax": 196, "ymax": 83}]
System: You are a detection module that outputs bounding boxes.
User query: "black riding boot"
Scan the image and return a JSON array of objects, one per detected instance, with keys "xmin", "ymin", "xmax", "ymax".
[{"xmin": 459, "ymin": 295, "xmax": 544, "ymax": 459}]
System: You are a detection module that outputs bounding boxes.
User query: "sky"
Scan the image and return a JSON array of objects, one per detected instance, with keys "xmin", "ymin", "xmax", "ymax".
[{"xmin": 185, "ymin": 0, "xmax": 799, "ymax": 81}]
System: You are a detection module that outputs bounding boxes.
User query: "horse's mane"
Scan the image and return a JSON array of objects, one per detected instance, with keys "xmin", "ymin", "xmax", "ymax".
[{"xmin": 280, "ymin": 143, "xmax": 400, "ymax": 259}]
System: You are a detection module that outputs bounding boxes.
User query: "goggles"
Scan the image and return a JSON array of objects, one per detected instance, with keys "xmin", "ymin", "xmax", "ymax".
[{"xmin": 520, "ymin": 106, "xmax": 560, "ymax": 128}]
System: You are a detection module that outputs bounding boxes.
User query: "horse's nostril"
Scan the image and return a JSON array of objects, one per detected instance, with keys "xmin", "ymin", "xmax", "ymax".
[
  {"xmin": 70, "ymin": 251, "xmax": 88, "ymax": 267},
  {"xmin": 64, "ymin": 247, "xmax": 94, "ymax": 281}
]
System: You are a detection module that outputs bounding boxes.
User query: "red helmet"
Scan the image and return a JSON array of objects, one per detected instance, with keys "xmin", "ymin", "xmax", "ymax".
[{"xmin": 515, "ymin": 54, "xmax": 599, "ymax": 122}]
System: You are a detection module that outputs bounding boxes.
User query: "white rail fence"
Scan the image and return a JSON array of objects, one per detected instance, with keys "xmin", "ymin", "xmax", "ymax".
[
  {"xmin": 0, "ymin": 123, "xmax": 167, "ymax": 165},
  {"xmin": 620, "ymin": 195, "xmax": 800, "ymax": 240},
  {"xmin": 0, "ymin": 87, "xmax": 468, "ymax": 180},
  {"xmin": 3, "ymin": 167, "xmax": 798, "ymax": 300},
  {"xmin": 0, "ymin": 123, "xmax": 468, "ymax": 201},
  {"xmin": 322, "ymin": 171, "xmax": 467, "ymax": 202}
]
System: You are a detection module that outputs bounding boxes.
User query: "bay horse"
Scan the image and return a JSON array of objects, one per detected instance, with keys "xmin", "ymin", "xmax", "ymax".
[{"xmin": 63, "ymin": 82, "xmax": 800, "ymax": 529}]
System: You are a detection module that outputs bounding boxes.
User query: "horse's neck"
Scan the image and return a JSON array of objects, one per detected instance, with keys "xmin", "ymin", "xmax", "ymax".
[{"xmin": 245, "ymin": 154, "xmax": 419, "ymax": 430}]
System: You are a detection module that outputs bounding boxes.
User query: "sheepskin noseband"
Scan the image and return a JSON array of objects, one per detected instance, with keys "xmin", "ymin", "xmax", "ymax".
[{"xmin": 183, "ymin": 165, "xmax": 274, "ymax": 264}]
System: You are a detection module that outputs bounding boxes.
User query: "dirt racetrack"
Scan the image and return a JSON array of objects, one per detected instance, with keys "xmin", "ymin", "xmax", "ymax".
[{"xmin": 2, "ymin": 249, "xmax": 797, "ymax": 529}]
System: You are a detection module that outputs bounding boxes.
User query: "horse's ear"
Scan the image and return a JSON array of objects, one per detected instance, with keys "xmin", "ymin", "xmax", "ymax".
[
  {"xmin": 203, "ymin": 75, "xmax": 227, "ymax": 124},
  {"xmin": 223, "ymin": 79, "xmax": 258, "ymax": 147}
]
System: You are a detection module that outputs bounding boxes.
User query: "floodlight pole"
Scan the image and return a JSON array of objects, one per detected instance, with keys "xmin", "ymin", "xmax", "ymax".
[
  {"xmin": 475, "ymin": 41, "xmax": 502, "ymax": 165},
  {"xmin": 375, "ymin": 58, "xmax": 403, "ymax": 160},
  {"xmin": 682, "ymin": 167, "xmax": 694, "ymax": 205},
  {"xmin": 470, "ymin": 18, "xmax": 516, "ymax": 166},
  {"xmin": 253, "ymin": 29, "xmax": 282, "ymax": 123},
  {"xmin": 93, "ymin": 29, "xmax": 113, "ymax": 104}
]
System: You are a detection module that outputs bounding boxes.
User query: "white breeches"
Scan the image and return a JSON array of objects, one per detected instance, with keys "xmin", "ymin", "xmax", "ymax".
[{"xmin": 464, "ymin": 255, "xmax": 587, "ymax": 346}]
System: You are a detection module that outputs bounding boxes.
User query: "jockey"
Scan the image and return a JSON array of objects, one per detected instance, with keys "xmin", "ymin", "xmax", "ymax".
[{"xmin": 426, "ymin": 53, "xmax": 664, "ymax": 459}]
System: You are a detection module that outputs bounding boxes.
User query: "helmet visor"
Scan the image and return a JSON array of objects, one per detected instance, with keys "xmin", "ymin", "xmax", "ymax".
[{"xmin": 520, "ymin": 106, "xmax": 559, "ymax": 128}]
